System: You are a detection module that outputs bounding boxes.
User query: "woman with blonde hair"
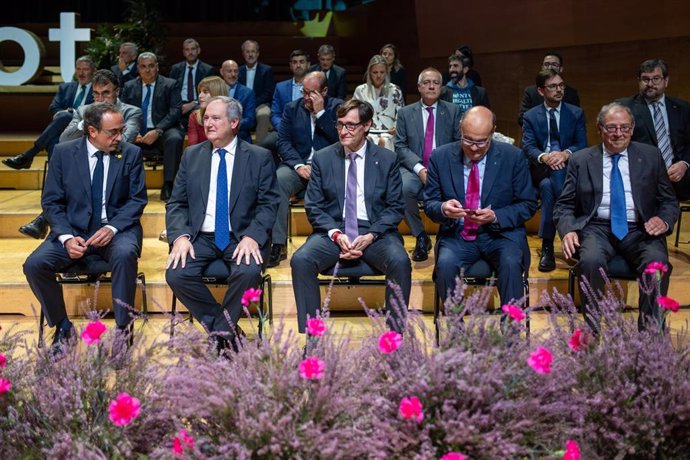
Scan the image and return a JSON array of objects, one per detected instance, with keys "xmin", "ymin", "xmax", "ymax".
[
  {"xmin": 352, "ymin": 54, "xmax": 404, "ymax": 150},
  {"xmin": 187, "ymin": 76, "xmax": 229, "ymax": 145}
]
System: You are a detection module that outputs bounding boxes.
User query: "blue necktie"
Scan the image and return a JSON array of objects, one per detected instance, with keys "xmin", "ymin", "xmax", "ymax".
[
  {"xmin": 140, "ymin": 84, "xmax": 152, "ymax": 135},
  {"xmin": 610, "ymin": 154, "xmax": 628, "ymax": 240},
  {"xmin": 89, "ymin": 151, "xmax": 104, "ymax": 236},
  {"xmin": 215, "ymin": 148, "xmax": 230, "ymax": 251}
]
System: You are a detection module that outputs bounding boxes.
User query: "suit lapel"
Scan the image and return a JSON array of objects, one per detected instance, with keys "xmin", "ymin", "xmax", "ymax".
[
  {"xmin": 229, "ymin": 140, "xmax": 248, "ymax": 215},
  {"xmin": 634, "ymin": 95, "xmax": 656, "ymax": 143},
  {"xmin": 627, "ymin": 143, "xmax": 645, "ymax": 211},
  {"xmin": 105, "ymin": 149, "xmax": 124, "ymax": 204},
  {"xmin": 437, "ymin": 102, "xmax": 448, "ymax": 144},
  {"xmin": 333, "ymin": 144, "xmax": 346, "ymax": 215},
  {"xmin": 480, "ymin": 144, "xmax": 499, "ymax": 204},
  {"xmin": 363, "ymin": 142, "xmax": 376, "ymax": 219},
  {"xmin": 536, "ymin": 105, "xmax": 549, "ymax": 150},
  {"xmin": 666, "ymin": 98, "xmax": 681, "ymax": 142},
  {"xmin": 450, "ymin": 148, "xmax": 465, "ymax": 203},
  {"xmin": 413, "ymin": 103, "xmax": 424, "ymax": 152},
  {"xmin": 199, "ymin": 142, "xmax": 213, "ymax": 210},
  {"xmin": 77, "ymin": 138, "xmax": 92, "ymax": 199},
  {"xmin": 586, "ymin": 145, "xmax": 604, "ymax": 209}
]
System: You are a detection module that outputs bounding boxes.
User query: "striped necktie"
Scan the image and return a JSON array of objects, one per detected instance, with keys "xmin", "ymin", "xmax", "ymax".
[{"xmin": 652, "ymin": 102, "xmax": 673, "ymax": 167}]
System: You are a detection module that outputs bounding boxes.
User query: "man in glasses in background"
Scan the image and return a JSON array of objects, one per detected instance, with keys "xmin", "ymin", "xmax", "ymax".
[
  {"xmin": 618, "ymin": 59, "xmax": 690, "ymax": 200},
  {"xmin": 424, "ymin": 106, "xmax": 537, "ymax": 309},
  {"xmin": 554, "ymin": 103, "xmax": 677, "ymax": 333}
]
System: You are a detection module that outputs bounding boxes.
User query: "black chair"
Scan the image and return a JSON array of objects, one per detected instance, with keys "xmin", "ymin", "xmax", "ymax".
[
  {"xmin": 38, "ymin": 254, "xmax": 148, "ymax": 348},
  {"xmin": 674, "ymin": 201, "xmax": 690, "ymax": 247},
  {"xmin": 567, "ymin": 254, "xmax": 637, "ymax": 305},
  {"xmin": 433, "ymin": 259, "xmax": 531, "ymax": 344},
  {"xmin": 170, "ymin": 259, "xmax": 273, "ymax": 339}
]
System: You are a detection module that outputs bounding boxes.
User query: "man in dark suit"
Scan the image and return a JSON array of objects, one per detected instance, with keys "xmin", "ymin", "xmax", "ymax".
[
  {"xmin": 111, "ymin": 42, "xmax": 138, "ymax": 87},
  {"xmin": 521, "ymin": 69, "xmax": 587, "ymax": 272},
  {"xmin": 168, "ymin": 38, "xmax": 216, "ymax": 127},
  {"xmin": 3, "ymin": 55, "xmax": 95, "ymax": 170},
  {"xmin": 440, "ymin": 54, "xmax": 490, "ymax": 116},
  {"xmin": 395, "ymin": 67, "xmax": 461, "ymax": 261},
  {"xmin": 308, "ymin": 44, "xmax": 348, "ymax": 100},
  {"xmin": 291, "ymin": 99, "xmax": 411, "ymax": 333},
  {"xmin": 424, "ymin": 106, "xmax": 537, "ymax": 307},
  {"xmin": 268, "ymin": 71, "xmax": 343, "ymax": 267},
  {"xmin": 166, "ymin": 96, "xmax": 279, "ymax": 354},
  {"xmin": 554, "ymin": 103, "xmax": 678, "ymax": 332},
  {"xmin": 518, "ymin": 51, "xmax": 581, "ymax": 127},
  {"xmin": 23, "ymin": 102, "xmax": 147, "ymax": 354},
  {"xmin": 220, "ymin": 59, "xmax": 256, "ymax": 143},
  {"xmin": 239, "ymin": 39, "xmax": 275, "ymax": 144},
  {"xmin": 618, "ymin": 59, "xmax": 690, "ymax": 200},
  {"xmin": 121, "ymin": 52, "xmax": 184, "ymax": 201}
]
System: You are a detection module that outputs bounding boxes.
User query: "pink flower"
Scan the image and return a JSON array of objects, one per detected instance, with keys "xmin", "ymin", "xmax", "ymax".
[
  {"xmin": 108, "ymin": 392, "xmax": 141, "ymax": 426},
  {"xmin": 501, "ymin": 304, "xmax": 525, "ymax": 322},
  {"xmin": 644, "ymin": 261, "xmax": 668, "ymax": 275},
  {"xmin": 440, "ymin": 453, "xmax": 467, "ymax": 460},
  {"xmin": 299, "ymin": 357, "xmax": 325, "ymax": 380},
  {"xmin": 378, "ymin": 330, "xmax": 403, "ymax": 354},
  {"xmin": 81, "ymin": 320, "xmax": 107, "ymax": 345},
  {"xmin": 172, "ymin": 429, "xmax": 195, "ymax": 456},
  {"xmin": 528, "ymin": 346, "xmax": 553, "ymax": 375},
  {"xmin": 568, "ymin": 329, "xmax": 584, "ymax": 352},
  {"xmin": 0, "ymin": 353, "xmax": 6, "ymax": 368},
  {"xmin": 241, "ymin": 288, "xmax": 262, "ymax": 307},
  {"xmin": 0, "ymin": 378, "xmax": 11, "ymax": 395},
  {"xmin": 306, "ymin": 318, "xmax": 326, "ymax": 336},
  {"xmin": 398, "ymin": 396, "xmax": 424, "ymax": 422},
  {"xmin": 658, "ymin": 296, "xmax": 680, "ymax": 313},
  {"xmin": 563, "ymin": 439, "xmax": 580, "ymax": 460}
]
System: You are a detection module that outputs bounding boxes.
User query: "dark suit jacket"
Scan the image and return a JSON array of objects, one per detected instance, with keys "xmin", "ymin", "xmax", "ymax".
[
  {"xmin": 42, "ymin": 137, "xmax": 147, "ymax": 241},
  {"xmin": 554, "ymin": 142, "xmax": 678, "ymax": 237},
  {"xmin": 168, "ymin": 60, "xmax": 216, "ymax": 102},
  {"xmin": 121, "ymin": 75, "xmax": 182, "ymax": 131},
  {"xmin": 111, "ymin": 63, "xmax": 138, "ymax": 87},
  {"xmin": 305, "ymin": 140, "xmax": 404, "ymax": 236},
  {"xmin": 271, "ymin": 79, "xmax": 298, "ymax": 129},
  {"xmin": 228, "ymin": 83, "xmax": 257, "ymax": 141},
  {"xmin": 308, "ymin": 63, "xmax": 348, "ymax": 100},
  {"xmin": 440, "ymin": 84, "xmax": 490, "ymax": 109},
  {"xmin": 518, "ymin": 84, "xmax": 580, "ymax": 126},
  {"xmin": 423, "ymin": 140, "xmax": 538, "ymax": 249},
  {"xmin": 166, "ymin": 139, "xmax": 279, "ymax": 248},
  {"xmin": 48, "ymin": 81, "xmax": 94, "ymax": 115},
  {"xmin": 618, "ymin": 93, "xmax": 690, "ymax": 165},
  {"xmin": 239, "ymin": 62, "xmax": 275, "ymax": 107},
  {"xmin": 276, "ymin": 96, "xmax": 343, "ymax": 168},
  {"xmin": 395, "ymin": 100, "xmax": 461, "ymax": 172}
]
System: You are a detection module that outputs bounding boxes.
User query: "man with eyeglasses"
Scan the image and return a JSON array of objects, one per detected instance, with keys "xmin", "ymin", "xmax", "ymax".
[
  {"xmin": 268, "ymin": 71, "xmax": 343, "ymax": 267},
  {"xmin": 618, "ymin": 59, "xmax": 690, "ymax": 200},
  {"xmin": 521, "ymin": 69, "xmax": 587, "ymax": 272},
  {"xmin": 554, "ymin": 103, "xmax": 677, "ymax": 333},
  {"xmin": 23, "ymin": 102, "xmax": 147, "ymax": 356},
  {"xmin": 424, "ymin": 106, "xmax": 537, "ymax": 309},
  {"xmin": 518, "ymin": 51, "xmax": 581, "ymax": 127},
  {"xmin": 396, "ymin": 67, "xmax": 461, "ymax": 262},
  {"xmin": 291, "ymin": 99, "xmax": 410, "ymax": 334}
]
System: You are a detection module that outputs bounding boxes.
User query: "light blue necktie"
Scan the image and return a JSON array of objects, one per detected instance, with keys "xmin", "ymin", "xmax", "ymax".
[
  {"xmin": 140, "ymin": 84, "xmax": 152, "ymax": 135},
  {"xmin": 610, "ymin": 154, "xmax": 628, "ymax": 240},
  {"xmin": 215, "ymin": 148, "xmax": 230, "ymax": 251}
]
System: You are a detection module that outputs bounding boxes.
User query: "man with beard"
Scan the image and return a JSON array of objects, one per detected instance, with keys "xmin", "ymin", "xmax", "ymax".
[{"xmin": 440, "ymin": 54, "xmax": 490, "ymax": 116}]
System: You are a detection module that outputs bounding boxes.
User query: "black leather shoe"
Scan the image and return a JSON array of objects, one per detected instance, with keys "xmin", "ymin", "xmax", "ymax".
[
  {"xmin": 212, "ymin": 332, "xmax": 239, "ymax": 358},
  {"xmin": 2, "ymin": 151, "xmax": 35, "ymax": 170},
  {"xmin": 19, "ymin": 213, "xmax": 48, "ymax": 239},
  {"xmin": 538, "ymin": 242, "xmax": 556, "ymax": 272},
  {"xmin": 267, "ymin": 244, "xmax": 287, "ymax": 268},
  {"xmin": 50, "ymin": 326, "xmax": 75, "ymax": 358},
  {"xmin": 411, "ymin": 233, "xmax": 432, "ymax": 262},
  {"xmin": 160, "ymin": 183, "xmax": 172, "ymax": 202}
]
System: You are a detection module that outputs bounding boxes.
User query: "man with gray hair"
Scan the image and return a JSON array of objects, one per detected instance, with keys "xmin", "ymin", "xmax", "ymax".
[
  {"xmin": 308, "ymin": 44, "xmax": 348, "ymax": 100},
  {"xmin": 111, "ymin": 42, "xmax": 139, "ymax": 86},
  {"xmin": 239, "ymin": 39, "xmax": 275, "ymax": 143},
  {"xmin": 554, "ymin": 102, "xmax": 678, "ymax": 332}
]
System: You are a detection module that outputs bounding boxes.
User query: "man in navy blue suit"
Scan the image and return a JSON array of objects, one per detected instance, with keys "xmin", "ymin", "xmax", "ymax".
[
  {"xmin": 308, "ymin": 44, "xmax": 348, "ymax": 100},
  {"xmin": 239, "ymin": 40, "xmax": 275, "ymax": 144},
  {"xmin": 3, "ymin": 55, "xmax": 95, "ymax": 170},
  {"xmin": 522, "ymin": 69, "xmax": 587, "ymax": 271},
  {"xmin": 268, "ymin": 71, "xmax": 343, "ymax": 267},
  {"xmin": 168, "ymin": 38, "xmax": 216, "ymax": 128},
  {"xmin": 424, "ymin": 106, "xmax": 537, "ymax": 306},
  {"xmin": 220, "ymin": 59, "xmax": 257, "ymax": 143},
  {"xmin": 23, "ymin": 102, "xmax": 147, "ymax": 355}
]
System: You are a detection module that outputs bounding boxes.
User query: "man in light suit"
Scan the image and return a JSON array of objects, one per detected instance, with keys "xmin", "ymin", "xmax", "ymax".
[
  {"xmin": 291, "ymin": 99, "xmax": 411, "ymax": 333},
  {"xmin": 3, "ymin": 55, "xmax": 95, "ymax": 170},
  {"xmin": 521, "ymin": 69, "xmax": 587, "ymax": 272},
  {"xmin": 308, "ymin": 44, "xmax": 348, "ymax": 100},
  {"xmin": 168, "ymin": 38, "xmax": 216, "ymax": 127},
  {"xmin": 19, "ymin": 69, "xmax": 143, "ymax": 240},
  {"xmin": 111, "ymin": 42, "xmax": 138, "ymax": 87},
  {"xmin": 554, "ymin": 103, "xmax": 678, "ymax": 332},
  {"xmin": 239, "ymin": 39, "xmax": 275, "ymax": 144},
  {"xmin": 220, "ymin": 59, "xmax": 257, "ymax": 143},
  {"xmin": 395, "ymin": 67, "xmax": 461, "ymax": 261},
  {"xmin": 424, "ymin": 106, "xmax": 537, "ymax": 307},
  {"xmin": 121, "ymin": 52, "xmax": 184, "ymax": 201},
  {"xmin": 166, "ymin": 96, "xmax": 279, "ymax": 354},
  {"xmin": 23, "ymin": 103, "xmax": 147, "ymax": 355},
  {"xmin": 268, "ymin": 71, "xmax": 343, "ymax": 267},
  {"xmin": 618, "ymin": 59, "xmax": 690, "ymax": 200}
]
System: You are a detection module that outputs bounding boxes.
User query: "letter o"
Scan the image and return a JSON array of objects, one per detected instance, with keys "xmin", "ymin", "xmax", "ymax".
[{"xmin": 0, "ymin": 27, "xmax": 45, "ymax": 86}]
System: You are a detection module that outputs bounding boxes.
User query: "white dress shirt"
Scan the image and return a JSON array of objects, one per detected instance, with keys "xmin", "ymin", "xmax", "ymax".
[
  {"xmin": 597, "ymin": 146, "xmax": 636, "ymax": 222},
  {"xmin": 201, "ymin": 137, "xmax": 238, "ymax": 232}
]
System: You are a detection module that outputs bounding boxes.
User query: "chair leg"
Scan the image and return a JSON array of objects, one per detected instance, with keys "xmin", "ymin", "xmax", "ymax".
[
  {"xmin": 170, "ymin": 294, "xmax": 177, "ymax": 338},
  {"xmin": 675, "ymin": 208, "xmax": 683, "ymax": 248},
  {"xmin": 523, "ymin": 278, "xmax": 530, "ymax": 342},
  {"xmin": 38, "ymin": 310, "xmax": 45, "ymax": 348},
  {"xmin": 288, "ymin": 205, "xmax": 293, "ymax": 244},
  {"xmin": 434, "ymin": 284, "xmax": 440, "ymax": 346},
  {"xmin": 137, "ymin": 272, "xmax": 148, "ymax": 319}
]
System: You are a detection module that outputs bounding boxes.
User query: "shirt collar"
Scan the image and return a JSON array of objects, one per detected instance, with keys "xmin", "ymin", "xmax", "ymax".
[
  {"xmin": 86, "ymin": 139, "xmax": 102, "ymax": 156},
  {"xmin": 214, "ymin": 137, "xmax": 238, "ymax": 155},
  {"xmin": 422, "ymin": 101, "xmax": 438, "ymax": 110},
  {"xmin": 544, "ymin": 102, "xmax": 562, "ymax": 112},
  {"xmin": 603, "ymin": 145, "xmax": 629, "ymax": 158}
]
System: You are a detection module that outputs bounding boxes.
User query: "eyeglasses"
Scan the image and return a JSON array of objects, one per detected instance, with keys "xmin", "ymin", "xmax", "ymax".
[
  {"xmin": 602, "ymin": 124, "xmax": 633, "ymax": 134},
  {"xmin": 335, "ymin": 121, "xmax": 362, "ymax": 132},
  {"xmin": 100, "ymin": 127, "xmax": 125, "ymax": 137},
  {"xmin": 461, "ymin": 136, "xmax": 490, "ymax": 148},
  {"xmin": 640, "ymin": 76, "xmax": 664, "ymax": 85},
  {"xmin": 420, "ymin": 79, "xmax": 441, "ymax": 86},
  {"xmin": 544, "ymin": 82, "xmax": 566, "ymax": 90},
  {"xmin": 542, "ymin": 61, "xmax": 561, "ymax": 69}
]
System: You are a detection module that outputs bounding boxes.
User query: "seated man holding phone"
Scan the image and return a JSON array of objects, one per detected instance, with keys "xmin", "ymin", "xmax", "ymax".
[{"xmin": 423, "ymin": 106, "xmax": 537, "ymax": 305}]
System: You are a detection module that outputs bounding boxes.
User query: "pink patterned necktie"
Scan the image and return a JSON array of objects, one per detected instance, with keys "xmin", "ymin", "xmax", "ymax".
[
  {"xmin": 461, "ymin": 161, "xmax": 480, "ymax": 241},
  {"xmin": 422, "ymin": 106, "xmax": 434, "ymax": 167}
]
